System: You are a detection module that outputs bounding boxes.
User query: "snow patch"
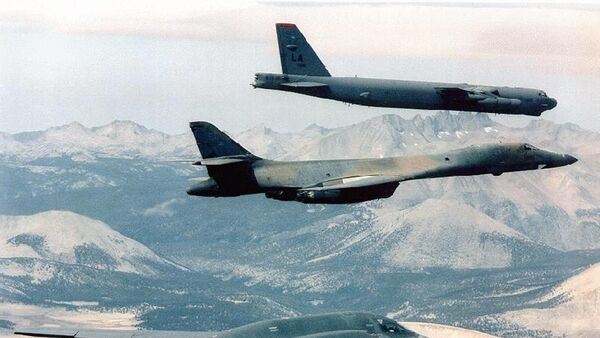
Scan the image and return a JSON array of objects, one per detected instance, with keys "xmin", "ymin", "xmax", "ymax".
[{"xmin": 0, "ymin": 302, "xmax": 140, "ymax": 330}]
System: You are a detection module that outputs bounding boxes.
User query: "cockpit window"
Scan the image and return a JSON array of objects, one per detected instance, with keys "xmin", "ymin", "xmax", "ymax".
[
  {"xmin": 523, "ymin": 144, "xmax": 538, "ymax": 151},
  {"xmin": 539, "ymin": 91, "xmax": 547, "ymax": 97}
]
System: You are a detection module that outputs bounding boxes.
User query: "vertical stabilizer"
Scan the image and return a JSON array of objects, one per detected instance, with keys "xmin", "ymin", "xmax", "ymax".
[
  {"xmin": 276, "ymin": 23, "xmax": 331, "ymax": 77},
  {"xmin": 189, "ymin": 122, "xmax": 258, "ymax": 159}
]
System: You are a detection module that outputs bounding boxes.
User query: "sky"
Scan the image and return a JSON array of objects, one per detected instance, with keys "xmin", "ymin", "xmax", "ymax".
[{"xmin": 0, "ymin": 0, "xmax": 599, "ymax": 134}]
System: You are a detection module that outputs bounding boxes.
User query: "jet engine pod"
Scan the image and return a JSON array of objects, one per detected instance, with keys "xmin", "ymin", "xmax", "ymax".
[
  {"xmin": 296, "ymin": 182, "xmax": 399, "ymax": 204},
  {"xmin": 265, "ymin": 189, "xmax": 297, "ymax": 201},
  {"xmin": 186, "ymin": 177, "xmax": 220, "ymax": 197},
  {"xmin": 296, "ymin": 189, "xmax": 342, "ymax": 203}
]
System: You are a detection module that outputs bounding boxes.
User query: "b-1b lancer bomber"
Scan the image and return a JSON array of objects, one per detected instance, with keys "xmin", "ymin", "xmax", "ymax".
[
  {"xmin": 253, "ymin": 23, "xmax": 557, "ymax": 116},
  {"xmin": 185, "ymin": 121, "xmax": 576, "ymax": 204}
]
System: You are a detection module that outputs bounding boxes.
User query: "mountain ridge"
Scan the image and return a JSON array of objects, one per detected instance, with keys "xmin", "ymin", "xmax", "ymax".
[
  {"xmin": 2, "ymin": 112, "xmax": 599, "ymax": 251},
  {"xmin": 2, "ymin": 112, "xmax": 600, "ymax": 161}
]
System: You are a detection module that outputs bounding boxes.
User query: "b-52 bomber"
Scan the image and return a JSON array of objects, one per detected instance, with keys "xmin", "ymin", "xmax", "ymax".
[
  {"xmin": 185, "ymin": 121, "xmax": 576, "ymax": 204},
  {"xmin": 253, "ymin": 23, "xmax": 557, "ymax": 116},
  {"xmin": 15, "ymin": 312, "xmax": 422, "ymax": 337}
]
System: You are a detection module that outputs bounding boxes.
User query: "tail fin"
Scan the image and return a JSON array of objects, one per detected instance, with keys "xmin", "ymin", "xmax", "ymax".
[
  {"xmin": 276, "ymin": 23, "xmax": 331, "ymax": 77},
  {"xmin": 189, "ymin": 122, "xmax": 258, "ymax": 159}
]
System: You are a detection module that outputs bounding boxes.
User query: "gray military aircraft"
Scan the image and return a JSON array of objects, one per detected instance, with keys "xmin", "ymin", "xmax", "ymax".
[
  {"xmin": 253, "ymin": 23, "xmax": 557, "ymax": 116},
  {"xmin": 185, "ymin": 121, "xmax": 576, "ymax": 204},
  {"xmin": 14, "ymin": 312, "xmax": 422, "ymax": 337}
]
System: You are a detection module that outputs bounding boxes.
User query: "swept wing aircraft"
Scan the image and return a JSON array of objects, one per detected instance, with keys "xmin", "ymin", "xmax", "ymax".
[
  {"xmin": 185, "ymin": 121, "xmax": 576, "ymax": 204},
  {"xmin": 253, "ymin": 23, "xmax": 558, "ymax": 116},
  {"xmin": 14, "ymin": 312, "xmax": 422, "ymax": 337}
]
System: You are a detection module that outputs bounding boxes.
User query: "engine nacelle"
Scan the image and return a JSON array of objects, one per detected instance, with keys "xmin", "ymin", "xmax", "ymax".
[
  {"xmin": 186, "ymin": 177, "xmax": 220, "ymax": 197},
  {"xmin": 265, "ymin": 189, "xmax": 297, "ymax": 201},
  {"xmin": 295, "ymin": 182, "xmax": 399, "ymax": 204}
]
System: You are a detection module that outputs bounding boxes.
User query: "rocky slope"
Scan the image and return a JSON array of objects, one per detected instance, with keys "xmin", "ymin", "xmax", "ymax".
[{"xmin": 502, "ymin": 263, "xmax": 600, "ymax": 337}]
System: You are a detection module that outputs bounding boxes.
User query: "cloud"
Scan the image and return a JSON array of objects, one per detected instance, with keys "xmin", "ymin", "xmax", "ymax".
[{"xmin": 3, "ymin": 1, "xmax": 597, "ymax": 75}]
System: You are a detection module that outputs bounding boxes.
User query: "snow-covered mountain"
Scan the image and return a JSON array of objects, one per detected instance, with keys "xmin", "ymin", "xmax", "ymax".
[
  {"xmin": 367, "ymin": 199, "xmax": 539, "ymax": 269},
  {"xmin": 236, "ymin": 114, "xmax": 600, "ymax": 253},
  {"xmin": 502, "ymin": 263, "xmax": 600, "ymax": 337},
  {"xmin": 1, "ymin": 112, "xmax": 599, "ymax": 336},
  {"xmin": 0, "ymin": 121, "xmax": 196, "ymax": 161},
  {"xmin": 0, "ymin": 211, "xmax": 180, "ymax": 278},
  {"xmin": 2, "ymin": 112, "xmax": 599, "ymax": 253},
  {"xmin": 211, "ymin": 198, "xmax": 551, "ymax": 272}
]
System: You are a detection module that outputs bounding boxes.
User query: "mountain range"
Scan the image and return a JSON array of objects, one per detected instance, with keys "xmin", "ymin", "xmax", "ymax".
[
  {"xmin": 1, "ymin": 112, "xmax": 599, "ymax": 337},
  {"xmin": 8, "ymin": 111, "xmax": 596, "ymax": 252}
]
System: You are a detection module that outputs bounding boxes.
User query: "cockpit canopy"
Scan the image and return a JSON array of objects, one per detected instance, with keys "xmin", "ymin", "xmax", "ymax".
[
  {"xmin": 377, "ymin": 317, "xmax": 411, "ymax": 334},
  {"xmin": 523, "ymin": 143, "xmax": 539, "ymax": 151}
]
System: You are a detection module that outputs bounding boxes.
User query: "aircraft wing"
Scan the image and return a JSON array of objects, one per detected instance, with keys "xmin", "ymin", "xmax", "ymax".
[
  {"xmin": 281, "ymin": 81, "xmax": 329, "ymax": 88},
  {"xmin": 434, "ymin": 86, "xmax": 495, "ymax": 102},
  {"xmin": 301, "ymin": 175, "xmax": 403, "ymax": 191}
]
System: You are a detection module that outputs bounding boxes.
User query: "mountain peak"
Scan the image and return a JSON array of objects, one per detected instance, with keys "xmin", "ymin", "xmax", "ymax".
[
  {"xmin": 304, "ymin": 123, "xmax": 325, "ymax": 131},
  {"xmin": 47, "ymin": 121, "xmax": 89, "ymax": 134},
  {"xmin": 92, "ymin": 120, "xmax": 151, "ymax": 137},
  {"xmin": 0, "ymin": 211, "xmax": 175, "ymax": 275},
  {"xmin": 246, "ymin": 123, "xmax": 275, "ymax": 135}
]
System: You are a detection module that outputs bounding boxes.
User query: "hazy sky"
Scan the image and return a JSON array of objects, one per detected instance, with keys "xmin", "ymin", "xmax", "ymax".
[{"xmin": 1, "ymin": 1, "xmax": 599, "ymax": 134}]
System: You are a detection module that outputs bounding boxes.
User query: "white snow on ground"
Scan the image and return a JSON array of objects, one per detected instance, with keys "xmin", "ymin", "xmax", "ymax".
[
  {"xmin": 402, "ymin": 322, "xmax": 497, "ymax": 338},
  {"xmin": 0, "ymin": 302, "xmax": 139, "ymax": 331},
  {"xmin": 502, "ymin": 263, "xmax": 600, "ymax": 337},
  {"xmin": 0, "ymin": 211, "xmax": 177, "ymax": 275},
  {"xmin": 0, "ymin": 260, "xmax": 56, "ymax": 284}
]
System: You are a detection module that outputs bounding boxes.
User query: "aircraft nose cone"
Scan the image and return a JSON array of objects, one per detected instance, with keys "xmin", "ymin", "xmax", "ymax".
[
  {"xmin": 564, "ymin": 154, "xmax": 578, "ymax": 165},
  {"xmin": 544, "ymin": 153, "xmax": 577, "ymax": 168},
  {"xmin": 539, "ymin": 98, "xmax": 557, "ymax": 111}
]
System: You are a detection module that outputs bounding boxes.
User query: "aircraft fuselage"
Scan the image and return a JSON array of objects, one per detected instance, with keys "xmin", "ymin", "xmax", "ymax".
[
  {"xmin": 187, "ymin": 142, "xmax": 576, "ymax": 204},
  {"xmin": 254, "ymin": 73, "xmax": 557, "ymax": 116}
]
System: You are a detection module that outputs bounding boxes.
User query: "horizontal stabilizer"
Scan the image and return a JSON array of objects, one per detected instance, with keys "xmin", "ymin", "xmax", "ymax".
[
  {"xmin": 281, "ymin": 81, "xmax": 329, "ymax": 88},
  {"xmin": 198, "ymin": 157, "xmax": 250, "ymax": 166},
  {"xmin": 14, "ymin": 328, "xmax": 78, "ymax": 337}
]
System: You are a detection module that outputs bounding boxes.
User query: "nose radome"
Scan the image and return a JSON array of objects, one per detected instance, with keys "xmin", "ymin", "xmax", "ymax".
[
  {"xmin": 564, "ymin": 154, "xmax": 578, "ymax": 165},
  {"xmin": 548, "ymin": 98, "xmax": 558, "ymax": 109}
]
